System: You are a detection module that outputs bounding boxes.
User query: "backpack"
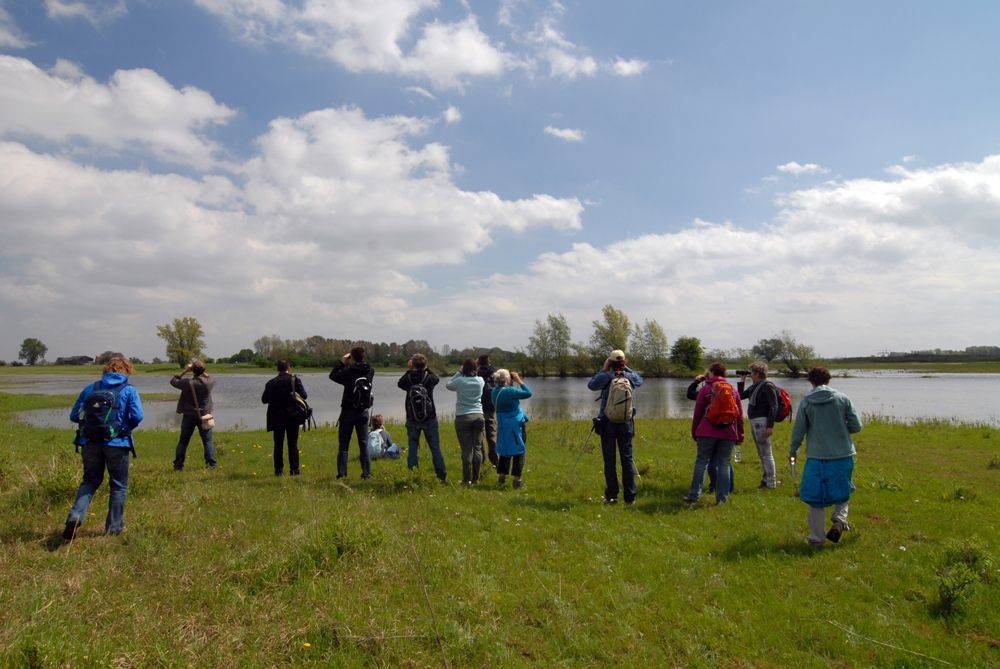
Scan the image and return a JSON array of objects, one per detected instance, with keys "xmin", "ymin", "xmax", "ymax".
[
  {"xmin": 705, "ymin": 379, "xmax": 739, "ymax": 427},
  {"xmin": 406, "ymin": 371, "xmax": 435, "ymax": 422},
  {"xmin": 81, "ymin": 383, "xmax": 129, "ymax": 442},
  {"xmin": 351, "ymin": 376, "xmax": 374, "ymax": 410},
  {"xmin": 285, "ymin": 375, "xmax": 315, "ymax": 429},
  {"xmin": 366, "ymin": 430, "xmax": 383, "ymax": 460},
  {"xmin": 480, "ymin": 368, "xmax": 496, "ymax": 411},
  {"xmin": 774, "ymin": 384, "xmax": 793, "ymax": 422},
  {"xmin": 604, "ymin": 375, "xmax": 634, "ymax": 423}
]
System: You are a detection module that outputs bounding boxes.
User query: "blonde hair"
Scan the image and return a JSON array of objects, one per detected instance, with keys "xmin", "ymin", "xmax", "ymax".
[
  {"xmin": 749, "ymin": 361, "xmax": 768, "ymax": 378},
  {"xmin": 103, "ymin": 356, "xmax": 133, "ymax": 375}
]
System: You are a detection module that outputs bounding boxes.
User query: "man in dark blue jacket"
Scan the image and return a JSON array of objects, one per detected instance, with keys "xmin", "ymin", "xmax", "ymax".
[{"xmin": 330, "ymin": 346, "xmax": 375, "ymax": 479}]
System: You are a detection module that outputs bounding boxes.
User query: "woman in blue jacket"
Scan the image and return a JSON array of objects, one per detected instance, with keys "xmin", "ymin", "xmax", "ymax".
[
  {"xmin": 63, "ymin": 355, "xmax": 144, "ymax": 540},
  {"xmin": 446, "ymin": 358, "xmax": 486, "ymax": 485},
  {"xmin": 491, "ymin": 369, "xmax": 532, "ymax": 489}
]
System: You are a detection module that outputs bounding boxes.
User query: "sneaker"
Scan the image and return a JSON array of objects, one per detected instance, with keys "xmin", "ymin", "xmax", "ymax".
[
  {"xmin": 62, "ymin": 520, "xmax": 81, "ymax": 542},
  {"xmin": 826, "ymin": 519, "xmax": 848, "ymax": 543},
  {"xmin": 604, "ymin": 497, "xmax": 618, "ymax": 505}
]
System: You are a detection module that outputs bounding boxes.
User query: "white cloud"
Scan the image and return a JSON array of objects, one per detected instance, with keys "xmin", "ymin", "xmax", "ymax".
[
  {"xmin": 45, "ymin": 0, "xmax": 127, "ymax": 25},
  {"xmin": 196, "ymin": 0, "xmax": 508, "ymax": 89},
  {"xmin": 0, "ymin": 56, "xmax": 235, "ymax": 169},
  {"xmin": 428, "ymin": 155, "xmax": 1000, "ymax": 356},
  {"xmin": 544, "ymin": 125, "xmax": 584, "ymax": 143},
  {"xmin": 776, "ymin": 161, "xmax": 829, "ymax": 176},
  {"xmin": 0, "ymin": 2, "xmax": 31, "ymax": 48},
  {"xmin": 442, "ymin": 105, "xmax": 461, "ymax": 124},
  {"xmin": 405, "ymin": 85, "xmax": 435, "ymax": 99},
  {"xmin": 612, "ymin": 57, "xmax": 648, "ymax": 77},
  {"xmin": 0, "ymin": 99, "xmax": 583, "ymax": 358}
]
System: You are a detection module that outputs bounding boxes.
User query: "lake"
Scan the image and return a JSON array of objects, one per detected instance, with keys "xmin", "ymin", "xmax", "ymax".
[{"xmin": 6, "ymin": 370, "xmax": 999, "ymax": 431}]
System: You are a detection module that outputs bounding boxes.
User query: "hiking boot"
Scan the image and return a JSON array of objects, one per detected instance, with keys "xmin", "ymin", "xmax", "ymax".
[
  {"xmin": 682, "ymin": 495, "xmax": 698, "ymax": 504},
  {"xmin": 497, "ymin": 474, "xmax": 506, "ymax": 486},
  {"xmin": 826, "ymin": 519, "xmax": 848, "ymax": 543},
  {"xmin": 512, "ymin": 479, "xmax": 523, "ymax": 489},
  {"xmin": 604, "ymin": 497, "xmax": 617, "ymax": 505},
  {"xmin": 62, "ymin": 520, "xmax": 81, "ymax": 542}
]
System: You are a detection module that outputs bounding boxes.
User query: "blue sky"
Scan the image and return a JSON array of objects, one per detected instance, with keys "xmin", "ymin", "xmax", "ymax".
[{"xmin": 2, "ymin": 0, "xmax": 999, "ymax": 362}]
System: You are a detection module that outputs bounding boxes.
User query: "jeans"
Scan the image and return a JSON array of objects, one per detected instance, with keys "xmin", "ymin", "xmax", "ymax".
[
  {"xmin": 272, "ymin": 423, "xmax": 300, "ymax": 475},
  {"xmin": 688, "ymin": 437, "xmax": 735, "ymax": 503},
  {"xmin": 482, "ymin": 408, "xmax": 498, "ymax": 466},
  {"xmin": 600, "ymin": 419, "xmax": 637, "ymax": 503},
  {"xmin": 173, "ymin": 413, "xmax": 217, "ymax": 469},
  {"xmin": 406, "ymin": 418, "xmax": 446, "ymax": 481},
  {"xmin": 455, "ymin": 413, "xmax": 485, "ymax": 483},
  {"xmin": 66, "ymin": 444, "xmax": 130, "ymax": 534},
  {"xmin": 749, "ymin": 417, "xmax": 777, "ymax": 487},
  {"xmin": 338, "ymin": 410, "xmax": 371, "ymax": 478}
]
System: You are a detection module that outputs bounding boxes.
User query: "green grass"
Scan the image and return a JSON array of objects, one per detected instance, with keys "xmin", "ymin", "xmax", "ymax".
[
  {"xmin": 823, "ymin": 360, "xmax": 1000, "ymax": 374},
  {"xmin": 1, "ymin": 394, "xmax": 997, "ymax": 668}
]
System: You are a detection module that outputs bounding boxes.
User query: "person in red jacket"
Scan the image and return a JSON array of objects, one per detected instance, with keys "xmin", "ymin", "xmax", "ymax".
[{"xmin": 684, "ymin": 361, "xmax": 744, "ymax": 504}]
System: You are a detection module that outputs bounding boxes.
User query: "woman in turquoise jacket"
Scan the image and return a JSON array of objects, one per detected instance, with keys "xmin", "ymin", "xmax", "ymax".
[
  {"xmin": 64, "ymin": 355, "xmax": 144, "ymax": 540},
  {"xmin": 789, "ymin": 367, "xmax": 862, "ymax": 546},
  {"xmin": 491, "ymin": 369, "xmax": 532, "ymax": 488},
  {"xmin": 446, "ymin": 358, "xmax": 486, "ymax": 485}
]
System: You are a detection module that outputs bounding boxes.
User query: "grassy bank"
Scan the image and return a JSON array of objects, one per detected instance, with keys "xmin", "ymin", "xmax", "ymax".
[{"xmin": 1, "ymin": 394, "xmax": 998, "ymax": 667}]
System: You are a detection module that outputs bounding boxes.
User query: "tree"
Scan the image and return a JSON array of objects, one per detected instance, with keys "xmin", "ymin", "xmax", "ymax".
[
  {"xmin": 629, "ymin": 319, "xmax": 669, "ymax": 377},
  {"xmin": 670, "ymin": 335, "xmax": 703, "ymax": 372},
  {"xmin": 527, "ymin": 318, "xmax": 553, "ymax": 375},
  {"xmin": 752, "ymin": 336, "xmax": 784, "ymax": 362},
  {"xmin": 778, "ymin": 330, "xmax": 816, "ymax": 378},
  {"xmin": 590, "ymin": 305, "xmax": 631, "ymax": 357},
  {"xmin": 156, "ymin": 317, "xmax": 206, "ymax": 367},
  {"xmin": 18, "ymin": 338, "xmax": 47, "ymax": 365},
  {"xmin": 547, "ymin": 314, "xmax": 572, "ymax": 376}
]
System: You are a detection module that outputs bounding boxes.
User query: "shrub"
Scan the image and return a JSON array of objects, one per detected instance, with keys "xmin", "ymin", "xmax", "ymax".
[{"xmin": 935, "ymin": 563, "xmax": 978, "ymax": 616}]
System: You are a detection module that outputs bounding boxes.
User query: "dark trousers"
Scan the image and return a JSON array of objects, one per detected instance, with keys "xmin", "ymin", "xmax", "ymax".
[
  {"xmin": 272, "ymin": 423, "xmax": 300, "ymax": 475},
  {"xmin": 497, "ymin": 453, "xmax": 525, "ymax": 477},
  {"xmin": 482, "ymin": 408, "xmax": 498, "ymax": 466},
  {"xmin": 67, "ymin": 444, "xmax": 130, "ymax": 534},
  {"xmin": 600, "ymin": 419, "xmax": 637, "ymax": 503},
  {"xmin": 174, "ymin": 413, "xmax": 217, "ymax": 470},
  {"xmin": 338, "ymin": 410, "xmax": 371, "ymax": 478}
]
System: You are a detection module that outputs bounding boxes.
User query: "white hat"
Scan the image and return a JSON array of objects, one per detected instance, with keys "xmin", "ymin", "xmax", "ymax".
[{"xmin": 609, "ymin": 349, "xmax": 625, "ymax": 362}]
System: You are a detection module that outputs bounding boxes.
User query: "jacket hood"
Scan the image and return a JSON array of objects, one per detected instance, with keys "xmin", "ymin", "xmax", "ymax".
[
  {"xmin": 804, "ymin": 386, "xmax": 837, "ymax": 404},
  {"xmin": 101, "ymin": 372, "xmax": 129, "ymax": 387}
]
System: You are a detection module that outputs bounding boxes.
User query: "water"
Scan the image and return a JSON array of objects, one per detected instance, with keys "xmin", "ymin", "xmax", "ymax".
[{"xmin": 6, "ymin": 371, "xmax": 999, "ymax": 431}]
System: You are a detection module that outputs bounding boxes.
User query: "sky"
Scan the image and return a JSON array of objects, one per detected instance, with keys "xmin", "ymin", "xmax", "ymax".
[{"xmin": 2, "ymin": 0, "xmax": 1000, "ymax": 362}]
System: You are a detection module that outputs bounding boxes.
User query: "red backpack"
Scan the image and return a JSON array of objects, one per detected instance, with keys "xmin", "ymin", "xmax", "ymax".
[
  {"xmin": 774, "ymin": 385, "xmax": 793, "ymax": 422},
  {"xmin": 705, "ymin": 380, "xmax": 739, "ymax": 427}
]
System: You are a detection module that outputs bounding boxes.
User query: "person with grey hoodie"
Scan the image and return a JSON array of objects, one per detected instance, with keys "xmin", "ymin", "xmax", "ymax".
[{"xmin": 789, "ymin": 367, "xmax": 863, "ymax": 546}]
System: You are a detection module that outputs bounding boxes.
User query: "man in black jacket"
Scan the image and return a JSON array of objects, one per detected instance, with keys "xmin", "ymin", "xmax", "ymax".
[
  {"xmin": 261, "ymin": 359, "xmax": 308, "ymax": 476},
  {"xmin": 477, "ymin": 353, "xmax": 498, "ymax": 468},
  {"xmin": 330, "ymin": 346, "xmax": 375, "ymax": 479},
  {"xmin": 397, "ymin": 353, "xmax": 446, "ymax": 482},
  {"xmin": 737, "ymin": 361, "xmax": 780, "ymax": 488}
]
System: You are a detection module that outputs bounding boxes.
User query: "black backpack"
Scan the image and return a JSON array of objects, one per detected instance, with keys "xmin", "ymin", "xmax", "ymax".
[
  {"xmin": 351, "ymin": 376, "xmax": 374, "ymax": 410},
  {"xmin": 479, "ymin": 367, "xmax": 496, "ymax": 411},
  {"xmin": 406, "ymin": 371, "xmax": 435, "ymax": 422},
  {"xmin": 81, "ymin": 383, "xmax": 129, "ymax": 442},
  {"xmin": 285, "ymin": 375, "xmax": 315, "ymax": 429}
]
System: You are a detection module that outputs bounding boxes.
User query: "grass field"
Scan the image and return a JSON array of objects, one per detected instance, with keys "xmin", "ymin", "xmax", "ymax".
[{"xmin": 1, "ymin": 393, "xmax": 997, "ymax": 668}]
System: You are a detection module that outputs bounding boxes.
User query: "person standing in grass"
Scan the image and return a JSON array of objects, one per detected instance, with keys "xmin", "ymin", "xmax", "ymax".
[
  {"xmin": 170, "ymin": 359, "xmax": 217, "ymax": 471},
  {"xmin": 398, "ymin": 353, "xmax": 447, "ymax": 482},
  {"xmin": 446, "ymin": 358, "xmax": 486, "ymax": 485},
  {"xmin": 63, "ymin": 355, "xmax": 144, "ymax": 541},
  {"xmin": 684, "ymin": 361, "xmax": 744, "ymax": 505},
  {"xmin": 737, "ymin": 361, "xmax": 779, "ymax": 489},
  {"xmin": 491, "ymin": 369, "xmax": 532, "ymax": 488},
  {"xmin": 687, "ymin": 371, "xmax": 734, "ymax": 495},
  {"xmin": 330, "ymin": 346, "xmax": 375, "ymax": 480},
  {"xmin": 262, "ymin": 359, "xmax": 308, "ymax": 476},
  {"xmin": 789, "ymin": 366, "xmax": 863, "ymax": 546},
  {"xmin": 587, "ymin": 349, "xmax": 643, "ymax": 505},
  {"xmin": 477, "ymin": 353, "xmax": 499, "ymax": 469}
]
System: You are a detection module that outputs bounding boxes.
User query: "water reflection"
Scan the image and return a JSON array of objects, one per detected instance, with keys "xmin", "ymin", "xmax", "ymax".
[{"xmin": 10, "ymin": 371, "xmax": 1000, "ymax": 430}]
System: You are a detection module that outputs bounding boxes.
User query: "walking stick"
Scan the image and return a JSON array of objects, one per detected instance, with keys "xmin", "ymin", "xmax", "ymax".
[
  {"xmin": 570, "ymin": 417, "xmax": 601, "ymax": 476},
  {"xmin": 790, "ymin": 456, "xmax": 799, "ymax": 497}
]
